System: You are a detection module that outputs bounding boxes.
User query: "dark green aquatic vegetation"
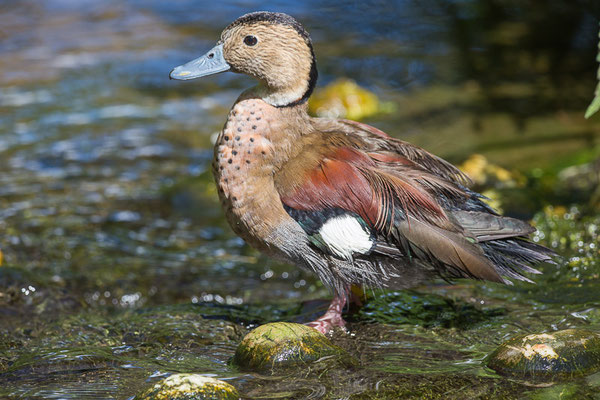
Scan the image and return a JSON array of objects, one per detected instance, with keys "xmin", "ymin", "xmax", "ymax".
[
  {"xmin": 356, "ymin": 290, "xmax": 505, "ymax": 329},
  {"xmin": 346, "ymin": 375, "xmax": 526, "ymax": 400}
]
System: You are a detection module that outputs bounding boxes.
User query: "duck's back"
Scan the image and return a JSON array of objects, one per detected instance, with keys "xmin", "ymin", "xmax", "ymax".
[{"xmin": 271, "ymin": 117, "xmax": 555, "ymax": 290}]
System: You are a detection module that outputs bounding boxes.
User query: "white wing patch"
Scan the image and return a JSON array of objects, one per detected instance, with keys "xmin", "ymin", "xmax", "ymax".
[{"xmin": 319, "ymin": 214, "xmax": 373, "ymax": 260}]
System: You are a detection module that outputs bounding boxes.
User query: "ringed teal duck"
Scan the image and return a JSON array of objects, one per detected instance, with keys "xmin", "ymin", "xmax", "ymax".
[{"xmin": 170, "ymin": 12, "xmax": 555, "ymax": 334}]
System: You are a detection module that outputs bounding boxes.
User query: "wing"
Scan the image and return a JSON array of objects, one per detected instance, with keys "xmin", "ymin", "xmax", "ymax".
[
  {"xmin": 275, "ymin": 142, "xmax": 510, "ymax": 284},
  {"xmin": 336, "ymin": 119, "xmax": 472, "ymax": 186}
]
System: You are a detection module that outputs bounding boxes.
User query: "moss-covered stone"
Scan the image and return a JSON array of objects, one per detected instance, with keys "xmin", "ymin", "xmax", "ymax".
[
  {"xmin": 232, "ymin": 322, "xmax": 350, "ymax": 372},
  {"xmin": 487, "ymin": 329, "xmax": 600, "ymax": 379},
  {"xmin": 135, "ymin": 374, "xmax": 239, "ymax": 400}
]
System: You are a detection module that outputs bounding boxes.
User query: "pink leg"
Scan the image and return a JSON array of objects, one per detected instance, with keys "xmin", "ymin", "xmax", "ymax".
[{"xmin": 305, "ymin": 294, "xmax": 347, "ymax": 334}]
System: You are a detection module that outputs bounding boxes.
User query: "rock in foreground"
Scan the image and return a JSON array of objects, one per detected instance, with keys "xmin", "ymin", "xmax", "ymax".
[
  {"xmin": 135, "ymin": 374, "xmax": 239, "ymax": 400},
  {"xmin": 232, "ymin": 322, "xmax": 350, "ymax": 372},
  {"xmin": 487, "ymin": 329, "xmax": 600, "ymax": 380}
]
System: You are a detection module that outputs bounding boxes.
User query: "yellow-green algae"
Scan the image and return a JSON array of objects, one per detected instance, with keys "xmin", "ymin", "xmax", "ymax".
[
  {"xmin": 487, "ymin": 329, "xmax": 600, "ymax": 380},
  {"xmin": 458, "ymin": 154, "xmax": 526, "ymax": 189},
  {"xmin": 308, "ymin": 78, "xmax": 393, "ymax": 120},
  {"xmin": 135, "ymin": 374, "xmax": 239, "ymax": 400},
  {"xmin": 232, "ymin": 322, "xmax": 350, "ymax": 372}
]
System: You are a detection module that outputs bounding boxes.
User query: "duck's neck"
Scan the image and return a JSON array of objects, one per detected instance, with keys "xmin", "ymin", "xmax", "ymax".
[
  {"xmin": 254, "ymin": 53, "xmax": 318, "ymax": 108},
  {"xmin": 256, "ymin": 82, "xmax": 309, "ymax": 108}
]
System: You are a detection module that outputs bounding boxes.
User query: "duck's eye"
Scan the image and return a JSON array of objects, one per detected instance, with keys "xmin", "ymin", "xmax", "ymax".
[{"xmin": 243, "ymin": 35, "xmax": 258, "ymax": 46}]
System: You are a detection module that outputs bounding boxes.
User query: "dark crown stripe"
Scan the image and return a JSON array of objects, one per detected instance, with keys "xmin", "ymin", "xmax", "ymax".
[{"xmin": 226, "ymin": 11, "xmax": 311, "ymax": 41}]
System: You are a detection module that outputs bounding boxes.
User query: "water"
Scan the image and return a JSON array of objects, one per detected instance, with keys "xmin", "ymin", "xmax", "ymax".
[{"xmin": 0, "ymin": 0, "xmax": 599, "ymax": 398}]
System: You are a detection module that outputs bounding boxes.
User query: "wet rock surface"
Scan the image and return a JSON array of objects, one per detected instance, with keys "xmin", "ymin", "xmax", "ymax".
[
  {"xmin": 135, "ymin": 374, "xmax": 239, "ymax": 400},
  {"xmin": 487, "ymin": 329, "xmax": 600, "ymax": 380},
  {"xmin": 232, "ymin": 322, "xmax": 351, "ymax": 373}
]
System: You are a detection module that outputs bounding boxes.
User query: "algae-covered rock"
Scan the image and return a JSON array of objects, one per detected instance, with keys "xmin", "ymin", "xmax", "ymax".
[
  {"xmin": 308, "ymin": 78, "xmax": 390, "ymax": 120},
  {"xmin": 135, "ymin": 374, "xmax": 239, "ymax": 400},
  {"xmin": 487, "ymin": 329, "xmax": 600, "ymax": 379},
  {"xmin": 232, "ymin": 322, "xmax": 349, "ymax": 372}
]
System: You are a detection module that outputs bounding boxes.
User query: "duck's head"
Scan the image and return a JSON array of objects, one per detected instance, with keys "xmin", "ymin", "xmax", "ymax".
[{"xmin": 170, "ymin": 12, "xmax": 317, "ymax": 108}]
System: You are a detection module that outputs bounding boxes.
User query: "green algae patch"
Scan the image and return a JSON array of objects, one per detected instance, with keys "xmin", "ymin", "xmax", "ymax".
[
  {"xmin": 135, "ymin": 374, "xmax": 239, "ymax": 400},
  {"xmin": 487, "ymin": 329, "xmax": 600, "ymax": 380},
  {"xmin": 232, "ymin": 322, "xmax": 351, "ymax": 372}
]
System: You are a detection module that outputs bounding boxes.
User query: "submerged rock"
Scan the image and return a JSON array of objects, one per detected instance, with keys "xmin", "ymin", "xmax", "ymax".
[
  {"xmin": 487, "ymin": 329, "xmax": 600, "ymax": 379},
  {"xmin": 232, "ymin": 322, "xmax": 350, "ymax": 372},
  {"xmin": 135, "ymin": 374, "xmax": 239, "ymax": 400}
]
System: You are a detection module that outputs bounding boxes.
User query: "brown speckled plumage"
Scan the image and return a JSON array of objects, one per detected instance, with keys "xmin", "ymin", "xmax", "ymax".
[
  {"xmin": 172, "ymin": 11, "xmax": 556, "ymax": 333},
  {"xmin": 213, "ymin": 96, "xmax": 294, "ymax": 253}
]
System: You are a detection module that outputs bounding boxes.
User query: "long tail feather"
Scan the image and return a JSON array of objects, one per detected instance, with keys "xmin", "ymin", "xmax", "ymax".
[{"xmin": 481, "ymin": 239, "xmax": 557, "ymax": 283}]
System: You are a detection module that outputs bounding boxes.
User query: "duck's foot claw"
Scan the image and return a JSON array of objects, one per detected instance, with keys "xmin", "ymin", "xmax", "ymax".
[
  {"xmin": 305, "ymin": 294, "xmax": 348, "ymax": 334},
  {"xmin": 305, "ymin": 313, "xmax": 347, "ymax": 334}
]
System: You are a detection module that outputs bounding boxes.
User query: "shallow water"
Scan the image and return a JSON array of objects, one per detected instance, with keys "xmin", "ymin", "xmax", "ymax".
[{"xmin": 1, "ymin": 0, "xmax": 599, "ymax": 399}]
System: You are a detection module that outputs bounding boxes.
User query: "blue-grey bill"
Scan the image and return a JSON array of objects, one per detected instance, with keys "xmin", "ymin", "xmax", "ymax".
[{"xmin": 170, "ymin": 43, "xmax": 230, "ymax": 80}]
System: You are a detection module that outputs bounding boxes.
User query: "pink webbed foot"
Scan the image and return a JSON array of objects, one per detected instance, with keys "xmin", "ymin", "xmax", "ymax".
[{"xmin": 305, "ymin": 294, "xmax": 347, "ymax": 334}]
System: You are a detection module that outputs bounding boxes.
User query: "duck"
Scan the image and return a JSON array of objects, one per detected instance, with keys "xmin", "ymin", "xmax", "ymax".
[{"xmin": 170, "ymin": 11, "xmax": 555, "ymax": 334}]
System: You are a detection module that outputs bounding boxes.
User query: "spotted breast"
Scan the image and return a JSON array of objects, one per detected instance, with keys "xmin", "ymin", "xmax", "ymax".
[{"xmin": 212, "ymin": 96, "xmax": 305, "ymax": 256}]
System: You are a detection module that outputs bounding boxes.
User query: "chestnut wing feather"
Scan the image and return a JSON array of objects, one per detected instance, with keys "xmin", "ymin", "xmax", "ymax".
[
  {"xmin": 276, "ymin": 144, "xmax": 505, "ymax": 283},
  {"xmin": 338, "ymin": 119, "xmax": 471, "ymax": 186}
]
